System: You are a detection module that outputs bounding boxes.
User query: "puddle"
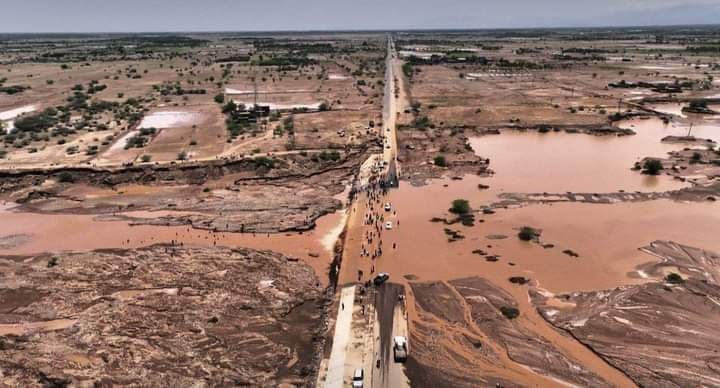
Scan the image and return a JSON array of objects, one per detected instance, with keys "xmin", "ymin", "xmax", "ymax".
[
  {"xmin": 0, "ymin": 105, "xmax": 37, "ymax": 133},
  {"xmin": 230, "ymin": 100, "xmax": 322, "ymax": 110},
  {"xmin": 138, "ymin": 111, "xmax": 204, "ymax": 129},
  {"xmin": 651, "ymin": 103, "xmax": 686, "ymax": 117}
]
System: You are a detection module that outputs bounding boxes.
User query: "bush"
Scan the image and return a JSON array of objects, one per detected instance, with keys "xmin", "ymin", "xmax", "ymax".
[
  {"xmin": 57, "ymin": 171, "xmax": 74, "ymax": 183},
  {"xmin": 642, "ymin": 159, "xmax": 663, "ymax": 175},
  {"xmin": 47, "ymin": 257, "xmax": 59, "ymax": 268},
  {"xmin": 665, "ymin": 272, "xmax": 684, "ymax": 284},
  {"xmin": 140, "ymin": 154, "xmax": 152, "ymax": 163},
  {"xmin": 449, "ymin": 199, "xmax": 471, "ymax": 215},
  {"xmin": 518, "ymin": 226, "xmax": 539, "ymax": 241},
  {"xmin": 500, "ymin": 306, "xmax": 520, "ymax": 319},
  {"xmin": 434, "ymin": 155, "xmax": 447, "ymax": 167},
  {"xmin": 214, "ymin": 94, "xmax": 225, "ymax": 104},
  {"xmin": 177, "ymin": 151, "xmax": 188, "ymax": 161}
]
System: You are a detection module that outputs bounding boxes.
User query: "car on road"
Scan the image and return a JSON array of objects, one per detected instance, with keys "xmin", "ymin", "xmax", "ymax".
[
  {"xmin": 384, "ymin": 203, "xmax": 391, "ymax": 211},
  {"xmin": 385, "ymin": 221, "xmax": 392, "ymax": 230},
  {"xmin": 393, "ymin": 336, "xmax": 408, "ymax": 362},
  {"xmin": 373, "ymin": 272, "xmax": 390, "ymax": 286},
  {"xmin": 352, "ymin": 368, "xmax": 364, "ymax": 388}
]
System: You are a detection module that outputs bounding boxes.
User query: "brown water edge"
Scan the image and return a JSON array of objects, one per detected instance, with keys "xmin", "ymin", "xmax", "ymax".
[
  {"xmin": 469, "ymin": 117, "xmax": 720, "ymax": 194},
  {"xmin": 0, "ymin": 202, "xmax": 346, "ymax": 287}
]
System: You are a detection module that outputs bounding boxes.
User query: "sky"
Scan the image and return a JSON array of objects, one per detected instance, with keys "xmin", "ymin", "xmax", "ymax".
[{"xmin": 3, "ymin": 0, "xmax": 720, "ymax": 33}]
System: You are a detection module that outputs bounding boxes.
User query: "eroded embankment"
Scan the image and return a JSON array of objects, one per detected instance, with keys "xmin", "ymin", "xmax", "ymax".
[
  {"xmin": 1, "ymin": 146, "xmax": 374, "ymax": 234},
  {"xmin": 534, "ymin": 241, "xmax": 720, "ymax": 387}
]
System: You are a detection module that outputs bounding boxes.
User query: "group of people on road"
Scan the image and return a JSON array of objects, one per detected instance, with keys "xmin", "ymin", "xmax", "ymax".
[{"xmin": 355, "ymin": 159, "xmax": 399, "ymax": 282}]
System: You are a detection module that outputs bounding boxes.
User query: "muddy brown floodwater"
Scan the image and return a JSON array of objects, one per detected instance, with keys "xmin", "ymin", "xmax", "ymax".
[
  {"xmin": 0, "ymin": 203, "xmax": 345, "ymax": 287},
  {"xmin": 340, "ymin": 116, "xmax": 720, "ymax": 385},
  {"xmin": 469, "ymin": 117, "xmax": 720, "ymax": 194}
]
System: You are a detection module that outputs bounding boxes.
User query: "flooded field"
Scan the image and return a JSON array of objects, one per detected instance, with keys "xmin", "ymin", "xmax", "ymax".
[
  {"xmin": 0, "ymin": 203, "xmax": 346, "ymax": 286},
  {"xmin": 470, "ymin": 118, "xmax": 719, "ymax": 194},
  {"xmin": 373, "ymin": 176, "xmax": 720, "ymax": 293}
]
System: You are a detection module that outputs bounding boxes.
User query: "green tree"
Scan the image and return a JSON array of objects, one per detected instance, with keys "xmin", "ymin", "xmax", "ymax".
[{"xmin": 449, "ymin": 199, "xmax": 471, "ymax": 215}]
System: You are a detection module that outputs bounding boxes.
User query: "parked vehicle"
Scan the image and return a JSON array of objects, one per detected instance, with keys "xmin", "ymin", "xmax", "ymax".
[
  {"xmin": 373, "ymin": 272, "xmax": 390, "ymax": 286},
  {"xmin": 384, "ymin": 203, "xmax": 391, "ymax": 211},
  {"xmin": 385, "ymin": 221, "xmax": 392, "ymax": 230},
  {"xmin": 352, "ymin": 368, "xmax": 364, "ymax": 388}
]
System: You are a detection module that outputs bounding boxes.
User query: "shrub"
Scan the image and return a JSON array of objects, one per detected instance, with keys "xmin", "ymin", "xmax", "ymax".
[
  {"xmin": 642, "ymin": 159, "xmax": 663, "ymax": 175},
  {"xmin": 518, "ymin": 226, "xmax": 539, "ymax": 241},
  {"xmin": 57, "ymin": 171, "xmax": 74, "ymax": 183},
  {"xmin": 140, "ymin": 154, "xmax": 152, "ymax": 163},
  {"xmin": 449, "ymin": 199, "xmax": 471, "ymax": 215},
  {"xmin": 500, "ymin": 306, "xmax": 520, "ymax": 319},
  {"xmin": 214, "ymin": 93, "xmax": 225, "ymax": 104},
  {"xmin": 177, "ymin": 151, "xmax": 188, "ymax": 161},
  {"xmin": 665, "ymin": 272, "xmax": 684, "ymax": 284},
  {"xmin": 434, "ymin": 155, "xmax": 447, "ymax": 167},
  {"xmin": 47, "ymin": 257, "xmax": 59, "ymax": 268}
]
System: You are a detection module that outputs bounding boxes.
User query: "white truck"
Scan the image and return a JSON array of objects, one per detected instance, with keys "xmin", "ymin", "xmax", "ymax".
[{"xmin": 393, "ymin": 336, "xmax": 408, "ymax": 362}]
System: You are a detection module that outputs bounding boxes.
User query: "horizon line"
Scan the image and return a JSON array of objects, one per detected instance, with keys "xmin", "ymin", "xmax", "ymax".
[{"xmin": 1, "ymin": 22, "xmax": 719, "ymax": 36}]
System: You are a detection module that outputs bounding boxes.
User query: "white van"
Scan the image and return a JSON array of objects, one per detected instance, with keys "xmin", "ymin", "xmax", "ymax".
[{"xmin": 352, "ymin": 368, "xmax": 364, "ymax": 388}]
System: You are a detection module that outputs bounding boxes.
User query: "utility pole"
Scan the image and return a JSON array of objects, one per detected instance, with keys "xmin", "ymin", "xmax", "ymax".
[{"xmin": 687, "ymin": 122, "xmax": 693, "ymax": 137}]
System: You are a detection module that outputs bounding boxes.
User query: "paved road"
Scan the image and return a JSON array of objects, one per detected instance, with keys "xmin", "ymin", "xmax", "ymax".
[
  {"xmin": 324, "ymin": 286, "xmax": 357, "ymax": 388},
  {"xmin": 320, "ymin": 35, "xmax": 410, "ymax": 388}
]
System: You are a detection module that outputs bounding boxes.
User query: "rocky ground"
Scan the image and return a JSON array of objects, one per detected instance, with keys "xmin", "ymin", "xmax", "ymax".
[
  {"xmin": 406, "ymin": 277, "xmax": 608, "ymax": 387},
  {"xmin": 534, "ymin": 241, "xmax": 720, "ymax": 387},
  {"xmin": 0, "ymin": 245, "xmax": 326, "ymax": 387}
]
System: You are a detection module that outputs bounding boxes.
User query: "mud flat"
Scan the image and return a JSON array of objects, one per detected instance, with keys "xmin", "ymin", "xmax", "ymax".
[
  {"xmin": 0, "ymin": 245, "xmax": 324, "ymax": 386},
  {"xmin": 534, "ymin": 241, "xmax": 720, "ymax": 387}
]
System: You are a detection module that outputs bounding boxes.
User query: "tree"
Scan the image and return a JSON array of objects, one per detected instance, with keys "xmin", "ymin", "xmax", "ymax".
[
  {"xmin": 434, "ymin": 155, "xmax": 447, "ymax": 167},
  {"xmin": 642, "ymin": 159, "xmax": 663, "ymax": 175},
  {"xmin": 214, "ymin": 93, "xmax": 225, "ymax": 104},
  {"xmin": 222, "ymin": 100, "xmax": 237, "ymax": 114},
  {"xmin": 449, "ymin": 199, "xmax": 471, "ymax": 215}
]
